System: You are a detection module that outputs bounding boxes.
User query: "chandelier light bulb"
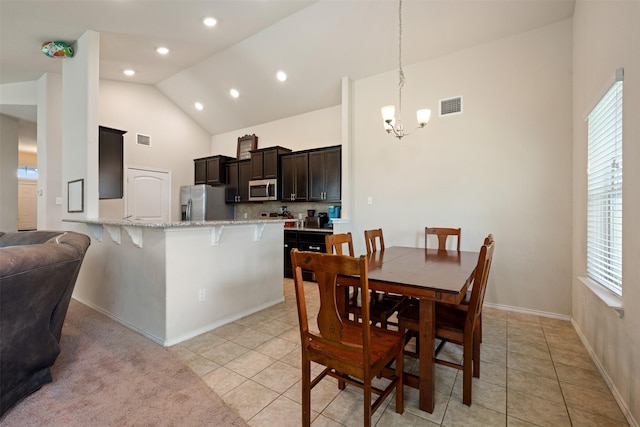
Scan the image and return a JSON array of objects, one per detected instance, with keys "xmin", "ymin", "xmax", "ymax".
[
  {"xmin": 381, "ymin": 105, "xmax": 396, "ymax": 123},
  {"xmin": 417, "ymin": 109, "xmax": 431, "ymax": 126}
]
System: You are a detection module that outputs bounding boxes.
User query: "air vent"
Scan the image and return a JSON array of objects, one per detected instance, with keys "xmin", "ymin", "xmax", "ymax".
[
  {"xmin": 440, "ymin": 96, "xmax": 463, "ymax": 116},
  {"xmin": 136, "ymin": 133, "xmax": 151, "ymax": 147}
]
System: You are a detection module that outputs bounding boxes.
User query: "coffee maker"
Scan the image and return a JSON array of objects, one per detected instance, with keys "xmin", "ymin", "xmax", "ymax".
[{"xmin": 318, "ymin": 212, "xmax": 329, "ymax": 228}]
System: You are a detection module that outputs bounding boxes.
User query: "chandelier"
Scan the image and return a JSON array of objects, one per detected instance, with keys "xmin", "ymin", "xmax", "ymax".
[{"xmin": 381, "ymin": 0, "xmax": 431, "ymax": 139}]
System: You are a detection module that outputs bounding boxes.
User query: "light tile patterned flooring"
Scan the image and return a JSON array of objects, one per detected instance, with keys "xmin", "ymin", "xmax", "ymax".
[{"xmin": 170, "ymin": 279, "xmax": 629, "ymax": 426}]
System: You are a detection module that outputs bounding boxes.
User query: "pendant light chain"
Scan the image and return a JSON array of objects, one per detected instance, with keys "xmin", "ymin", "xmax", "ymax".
[{"xmin": 398, "ymin": 0, "xmax": 404, "ymax": 119}]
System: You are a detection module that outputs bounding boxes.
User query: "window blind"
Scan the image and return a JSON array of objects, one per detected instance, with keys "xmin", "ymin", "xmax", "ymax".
[{"xmin": 586, "ymin": 72, "xmax": 623, "ymax": 296}]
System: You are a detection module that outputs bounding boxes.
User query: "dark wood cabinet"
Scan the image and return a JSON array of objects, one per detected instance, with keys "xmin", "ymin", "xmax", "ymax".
[
  {"xmin": 284, "ymin": 229, "xmax": 331, "ymax": 280},
  {"xmin": 99, "ymin": 126, "xmax": 126, "ymax": 199},
  {"xmin": 280, "ymin": 153, "xmax": 308, "ymax": 202},
  {"xmin": 250, "ymin": 146, "xmax": 291, "ymax": 180},
  {"xmin": 225, "ymin": 160, "xmax": 251, "ymax": 203},
  {"xmin": 308, "ymin": 146, "xmax": 341, "ymax": 202},
  {"xmin": 194, "ymin": 158, "xmax": 207, "ymax": 184},
  {"xmin": 194, "ymin": 155, "xmax": 233, "ymax": 185}
]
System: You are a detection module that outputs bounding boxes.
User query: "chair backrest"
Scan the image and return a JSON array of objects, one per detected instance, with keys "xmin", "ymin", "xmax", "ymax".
[
  {"xmin": 325, "ymin": 232, "xmax": 354, "ymax": 256},
  {"xmin": 425, "ymin": 227, "xmax": 461, "ymax": 252},
  {"xmin": 364, "ymin": 228, "xmax": 385, "ymax": 254},
  {"xmin": 290, "ymin": 249, "xmax": 371, "ymax": 360},
  {"xmin": 466, "ymin": 236, "xmax": 495, "ymax": 328}
]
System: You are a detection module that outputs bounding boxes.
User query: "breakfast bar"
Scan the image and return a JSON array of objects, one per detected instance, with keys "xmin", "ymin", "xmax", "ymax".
[{"xmin": 64, "ymin": 218, "xmax": 287, "ymax": 346}]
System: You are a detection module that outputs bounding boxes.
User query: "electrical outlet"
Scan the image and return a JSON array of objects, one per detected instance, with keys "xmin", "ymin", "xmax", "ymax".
[
  {"xmin": 198, "ymin": 289, "xmax": 206, "ymax": 302},
  {"xmin": 367, "ymin": 196, "xmax": 373, "ymax": 205},
  {"xmin": 55, "ymin": 197, "xmax": 62, "ymax": 205}
]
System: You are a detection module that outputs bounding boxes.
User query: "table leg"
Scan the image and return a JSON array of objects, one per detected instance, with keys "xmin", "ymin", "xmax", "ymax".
[{"xmin": 418, "ymin": 298, "xmax": 435, "ymax": 413}]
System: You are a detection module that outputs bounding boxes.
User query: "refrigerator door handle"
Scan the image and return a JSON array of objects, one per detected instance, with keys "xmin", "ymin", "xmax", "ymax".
[{"xmin": 187, "ymin": 198, "xmax": 192, "ymax": 221}]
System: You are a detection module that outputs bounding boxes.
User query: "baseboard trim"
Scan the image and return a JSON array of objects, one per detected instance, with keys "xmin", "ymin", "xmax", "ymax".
[
  {"xmin": 483, "ymin": 302, "xmax": 571, "ymax": 321},
  {"xmin": 71, "ymin": 296, "xmax": 166, "ymax": 346},
  {"xmin": 571, "ymin": 320, "xmax": 638, "ymax": 427}
]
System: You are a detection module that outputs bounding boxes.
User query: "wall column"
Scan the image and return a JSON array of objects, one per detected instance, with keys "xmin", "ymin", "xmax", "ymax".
[{"xmin": 62, "ymin": 30, "xmax": 100, "ymax": 219}]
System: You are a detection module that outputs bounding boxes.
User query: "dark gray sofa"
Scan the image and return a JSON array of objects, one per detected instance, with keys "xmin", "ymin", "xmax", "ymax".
[{"xmin": 0, "ymin": 230, "xmax": 91, "ymax": 416}]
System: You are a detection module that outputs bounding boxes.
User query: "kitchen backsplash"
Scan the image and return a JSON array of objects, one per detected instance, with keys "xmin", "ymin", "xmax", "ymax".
[{"xmin": 235, "ymin": 201, "xmax": 340, "ymax": 221}]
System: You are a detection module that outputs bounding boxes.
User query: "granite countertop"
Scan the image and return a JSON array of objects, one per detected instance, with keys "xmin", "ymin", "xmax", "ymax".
[{"xmin": 63, "ymin": 218, "xmax": 293, "ymax": 228}]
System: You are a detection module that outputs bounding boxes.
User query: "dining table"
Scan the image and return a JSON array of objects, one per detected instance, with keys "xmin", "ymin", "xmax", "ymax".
[{"xmin": 337, "ymin": 246, "xmax": 479, "ymax": 413}]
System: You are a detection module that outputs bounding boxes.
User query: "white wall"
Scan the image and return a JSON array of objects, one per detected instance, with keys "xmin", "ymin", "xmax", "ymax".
[
  {"xmin": 37, "ymin": 73, "xmax": 64, "ymax": 230},
  {"xmin": 210, "ymin": 105, "xmax": 341, "ymax": 156},
  {"xmin": 99, "ymin": 79, "xmax": 213, "ymax": 221},
  {"xmin": 0, "ymin": 114, "xmax": 19, "ymax": 231},
  {"xmin": 351, "ymin": 20, "xmax": 574, "ymax": 316},
  {"xmin": 572, "ymin": 1, "xmax": 640, "ymax": 424}
]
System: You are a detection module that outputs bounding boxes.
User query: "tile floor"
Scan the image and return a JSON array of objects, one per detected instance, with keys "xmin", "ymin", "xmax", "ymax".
[{"xmin": 170, "ymin": 279, "xmax": 629, "ymax": 426}]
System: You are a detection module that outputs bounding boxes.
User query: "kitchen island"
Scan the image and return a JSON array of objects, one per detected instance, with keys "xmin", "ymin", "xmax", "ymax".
[{"xmin": 64, "ymin": 218, "xmax": 287, "ymax": 346}]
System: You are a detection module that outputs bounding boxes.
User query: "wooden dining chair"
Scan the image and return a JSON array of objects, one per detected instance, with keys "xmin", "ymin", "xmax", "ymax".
[
  {"xmin": 364, "ymin": 228, "xmax": 406, "ymax": 328},
  {"xmin": 290, "ymin": 249, "xmax": 404, "ymax": 427},
  {"xmin": 425, "ymin": 227, "xmax": 461, "ymax": 252},
  {"xmin": 398, "ymin": 235, "xmax": 495, "ymax": 406}
]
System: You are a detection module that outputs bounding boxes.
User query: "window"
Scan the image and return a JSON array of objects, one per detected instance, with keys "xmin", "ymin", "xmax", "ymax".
[
  {"xmin": 586, "ymin": 69, "xmax": 623, "ymax": 296},
  {"xmin": 17, "ymin": 166, "xmax": 38, "ymax": 180}
]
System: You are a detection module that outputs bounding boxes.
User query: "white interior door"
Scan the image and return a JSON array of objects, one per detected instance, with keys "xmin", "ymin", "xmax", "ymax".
[
  {"xmin": 126, "ymin": 167, "xmax": 171, "ymax": 222},
  {"xmin": 18, "ymin": 180, "xmax": 37, "ymax": 230}
]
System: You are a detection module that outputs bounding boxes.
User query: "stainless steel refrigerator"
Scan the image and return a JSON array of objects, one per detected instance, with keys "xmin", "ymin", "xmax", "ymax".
[{"xmin": 180, "ymin": 184, "xmax": 234, "ymax": 221}]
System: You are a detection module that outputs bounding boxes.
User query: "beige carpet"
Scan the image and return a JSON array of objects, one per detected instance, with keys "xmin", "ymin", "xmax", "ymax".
[{"xmin": 1, "ymin": 300, "xmax": 248, "ymax": 426}]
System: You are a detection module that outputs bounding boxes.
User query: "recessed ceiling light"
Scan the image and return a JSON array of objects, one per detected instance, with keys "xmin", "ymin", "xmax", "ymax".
[
  {"xmin": 230, "ymin": 89, "xmax": 240, "ymax": 98},
  {"xmin": 276, "ymin": 71, "xmax": 287, "ymax": 82},
  {"xmin": 203, "ymin": 17, "xmax": 217, "ymax": 27},
  {"xmin": 123, "ymin": 69, "xmax": 135, "ymax": 76},
  {"xmin": 156, "ymin": 47, "xmax": 169, "ymax": 55},
  {"xmin": 194, "ymin": 102, "xmax": 204, "ymax": 111}
]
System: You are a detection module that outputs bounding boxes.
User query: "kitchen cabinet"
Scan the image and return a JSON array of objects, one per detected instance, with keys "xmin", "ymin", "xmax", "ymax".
[
  {"xmin": 194, "ymin": 155, "xmax": 233, "ymax": 185},
  {"xmin": 99, "ymin": 126, "xmax": 126, "ymax": 199},
  {"xmin": 308, "ymin": 146, "xmax": 341, "ymax": 202},
  {"xmin": 280, "ymin": 152, "xmax": 308, "ymax": 202},
  {"xmin": 225, "ymin": 160, "xmax": 251, "ymax": 203},
  {"xmin": 250, "ymin": 146, "xmax": 291, "ymax": 180},
  {"xmin": 284, "ymin": 229, "xmax": 331, "ymax": 280}
]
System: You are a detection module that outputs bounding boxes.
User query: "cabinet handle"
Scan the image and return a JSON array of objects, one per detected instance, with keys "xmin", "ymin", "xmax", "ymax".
[
  {"xmin": 284, "ymin": 243, "xmax": 289, "ymax": 248},
  {"xmin": 309, "ymin": 245, "xmax": 321, "ymax": 251}
]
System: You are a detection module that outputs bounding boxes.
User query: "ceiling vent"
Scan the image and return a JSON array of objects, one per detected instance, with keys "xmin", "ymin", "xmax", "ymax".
[
  {"xmin": 136, "ymin": 133, "xmax": 151, "ymax": 147},
  {"xmin": 440, "ymin": 96, "xmax": 463, "ymax": 117}
]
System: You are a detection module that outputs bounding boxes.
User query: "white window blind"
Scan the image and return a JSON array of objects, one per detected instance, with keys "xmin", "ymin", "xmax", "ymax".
[{"xmin": 586, "ymin": 70, "xmax": 623, "ymax": 296}]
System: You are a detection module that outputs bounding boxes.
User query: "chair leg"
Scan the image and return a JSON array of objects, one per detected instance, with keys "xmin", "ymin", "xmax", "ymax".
[
  {"xmin": 302, "ymin": 357, "xmax": 311, "ymax": 427},
  {"xmin": 473, "ymin": 326, "xmax": 481, "ymax": 378},
  {"xmin": 395, "ymin": 349, "xmax": 404, "ymax": 414},
  {"xmin": 462, "ymin": 332, "xmax": 473, "ymax": 406},
  {"xmin": 364, "ymin": 382, "xmax": 372, "ymax": 427}
]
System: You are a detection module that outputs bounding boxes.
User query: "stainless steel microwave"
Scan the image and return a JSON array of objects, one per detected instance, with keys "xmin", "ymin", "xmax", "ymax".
[{"xmin": 248, "ymin": 179, "xmax": 278, "ymax": 201}]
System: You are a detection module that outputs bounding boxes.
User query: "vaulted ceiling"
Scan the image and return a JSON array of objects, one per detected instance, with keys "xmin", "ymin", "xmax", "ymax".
[{"xmin": 0, "ymin": 0, "xmax": 575, "ymax": 135}]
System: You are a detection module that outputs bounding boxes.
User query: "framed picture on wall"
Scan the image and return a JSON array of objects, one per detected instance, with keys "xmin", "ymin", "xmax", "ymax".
[
  {"xmin": 68, "ymin": 179, "xmax": 84, "ymax": 213},
  {"xmin": 236, "ymin": 134, "xmax": 258, "ymax": 160}
]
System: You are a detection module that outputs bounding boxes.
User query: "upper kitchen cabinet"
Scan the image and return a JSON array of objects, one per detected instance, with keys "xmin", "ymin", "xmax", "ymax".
[
  {"xmin": 225, "ymin": 160, "xmax": 251, "ymax": 203},
  {"xmin": 194, "ymin": 155, "xmax": 233, "ymax": 185},
  {"xmin": 250, "ymin": 146, "xmax": 291, "ymax": 180},
  {"xmin": 99, "ymin": 126, "xmax": 127, "ymax": 199},
  {"xmin": 280, "ymin": 152, "xmax": 308, "ymax": 202},
  {"xmin": 308, "ymin": 146, "xmax": 341, "ymax": 202}
]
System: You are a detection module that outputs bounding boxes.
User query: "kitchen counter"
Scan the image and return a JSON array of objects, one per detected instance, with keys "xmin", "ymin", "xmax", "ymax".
[
  {"xmin": 64, "ymin": 218, "xmax": 286, "ymax": 346},
  {"xmin": 66, "ymin": 217, "xmax": 291, "ymax": 228}
]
